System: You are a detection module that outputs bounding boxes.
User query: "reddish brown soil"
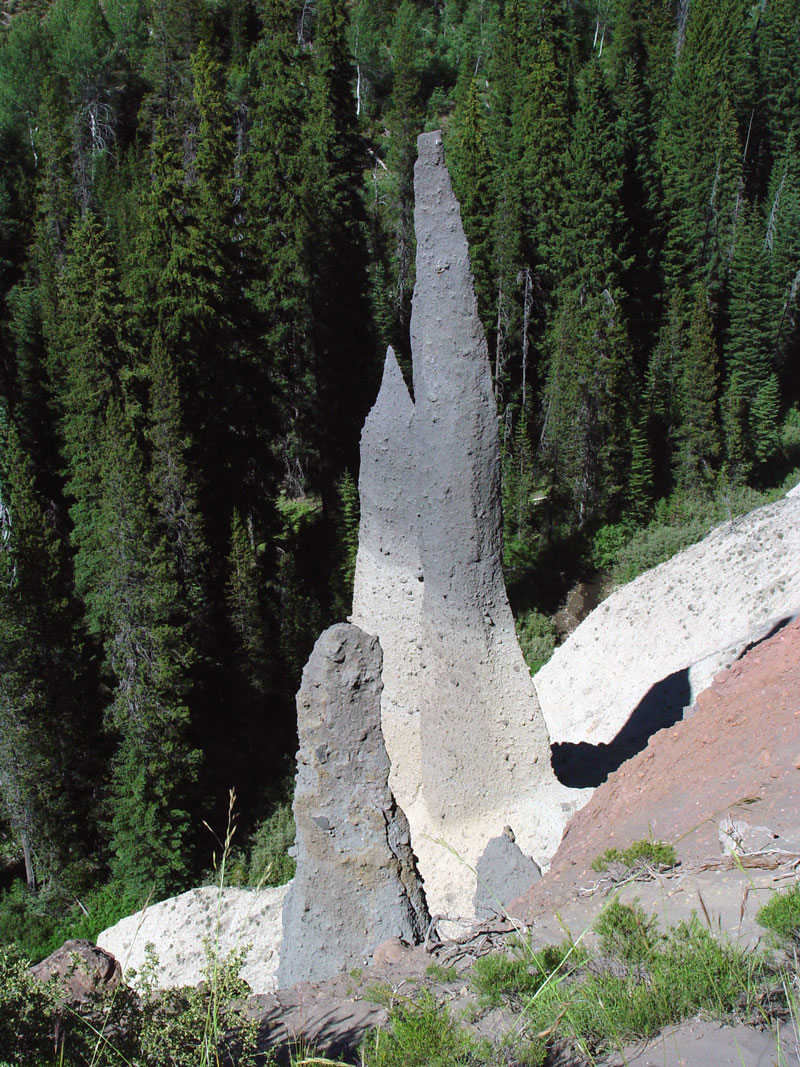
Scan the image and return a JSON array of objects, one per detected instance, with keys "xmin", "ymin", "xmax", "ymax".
[{"xmin": 514, "ymin": 616, "xmax": 800, "ymax": 921}]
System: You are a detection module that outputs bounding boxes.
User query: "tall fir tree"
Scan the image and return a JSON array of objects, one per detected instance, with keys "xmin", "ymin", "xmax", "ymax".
[
  {"xmin": 675, "ymin": 284, "xmax": 721, "ymax": 491},
  {"xmin": 302, "ymin": 0, "xmax": 378, "ymax": 512},
  {"xmin": 0, "ymin": 415, "xmax": 100, "ymax": 893}
]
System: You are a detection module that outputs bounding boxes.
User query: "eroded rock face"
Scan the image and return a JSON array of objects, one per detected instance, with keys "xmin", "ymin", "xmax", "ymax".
[
  {"xmin": 536, "ymin": 492, "xmax": 800, "ymax": 750},
  {"xmin": 351, "ymin": 349, "xmax": 424, "ymax": 829},
  {"xmin": 352, "ymin": 132, "xmax": 582, "ymax": 919},
  {"xmin": 473, "ymin": 829, "xmax": 542, "ymax": 920},
  {"xmin": 277, "ymin": 624, "xmax": 429, "ymax": 988}
]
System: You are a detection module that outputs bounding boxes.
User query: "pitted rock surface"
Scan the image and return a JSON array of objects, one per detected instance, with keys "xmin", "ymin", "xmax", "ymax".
[
  {"xmin": 277, "ymin": 624, "xmax": 429, "ymax": 988},
  {"xmin": 97, "ymin": 884, "xmax": 287, "ymax": 993},
  {"xmin": 351, "ymin": 348, "xmax": 425, "ymax": 834},
  {"xmin": 352, "ymin": 132, "xmax": 582, "ymax": 919},
  {"xmin": 535, "ymin": 491, "xmax": 800, "ymax": 749}
]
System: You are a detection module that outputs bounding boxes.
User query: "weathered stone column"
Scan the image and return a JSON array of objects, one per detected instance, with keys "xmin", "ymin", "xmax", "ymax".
[
  {"xmin": 352, "ymin": 132, "xmax": 584, "ymax": 919},
  {"xmin": 277, "ymin": 624, "xmax": 429, "ymax": 987}
]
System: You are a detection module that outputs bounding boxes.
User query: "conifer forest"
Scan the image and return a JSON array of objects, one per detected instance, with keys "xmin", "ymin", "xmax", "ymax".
[{"xmin": 0, "ymin": 0, "xmax": 799, "ymax": 942}]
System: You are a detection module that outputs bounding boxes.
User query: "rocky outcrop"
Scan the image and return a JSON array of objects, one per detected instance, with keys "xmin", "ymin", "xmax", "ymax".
[
  {"xmin": 352, "ymin": 132, "xmax": 581, "ymax": 919},
  {"xmin": 97, "ymin": 884, "xmax": 287, "ymax": 994},
  {"xmin": 277, "ymin": 624, "xmax": 429, "ymax": 988},
  {"xmin": 31, "ymin": 940, "xmax": 121, "ymax": 1007},
  {"xmin": 536, "ymin": 492, "xmax": 800, "ymax": 752}
]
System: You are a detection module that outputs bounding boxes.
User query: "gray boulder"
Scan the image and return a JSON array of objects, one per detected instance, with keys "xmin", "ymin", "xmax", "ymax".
[
  {"xmin": 277, "ymin": 624, "xmax": 429, "ymax": 988},
  {"xmin": 473, "ymin": 828, "xmax": 542, "ymax": 920}
]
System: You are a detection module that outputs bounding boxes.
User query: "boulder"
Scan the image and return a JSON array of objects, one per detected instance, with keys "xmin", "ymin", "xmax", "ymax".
[
  {"xmin": 31, "ymin": 939, "xmax": 121, "ymax": 1007},
  {"xmin": 277, "ymin": 624, "xmax": 430, "ymax": 988},
  {"xmin": 473, "ymin": 829, "xmax": 542, "ymax": 920},
  {"xmin": 535, "ymin": 492, "xmax": 800, "ymax": 758},
  {"xmin": 96, "ymin": 884, "xmax": 287, "ymax": 994}
]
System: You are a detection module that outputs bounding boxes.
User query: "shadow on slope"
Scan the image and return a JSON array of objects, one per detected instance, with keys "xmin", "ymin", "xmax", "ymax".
[
  {"xmin": 551, "ymin": 616, "xmax": 795, "ymax": 788},
  {"xmin": 550, "ymin": 668, "xmax": 691, "ymax": 788}
]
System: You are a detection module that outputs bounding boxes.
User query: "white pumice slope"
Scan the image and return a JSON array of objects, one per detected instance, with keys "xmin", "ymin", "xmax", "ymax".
[
  {"xmin": 535, "ymin": 490, "xmax": 800, "ymax": 747},
  {"xmin": 96, "ymin": 884, "xmax": 287, "ymax": 994}
]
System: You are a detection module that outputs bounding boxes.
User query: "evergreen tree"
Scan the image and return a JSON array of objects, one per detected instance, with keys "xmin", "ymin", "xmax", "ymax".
[
  {"xmin": 675, "ymin": 284, "xmax": 720, "ymax": 490},
  {"xmin": 303, "ymin": 0, "xmax": 378, "ymax": 511},
  {"xmin": 724, "ymin": 203, "xmax": 781, "ymax": 472},
  {"xmin": 97, "ymin": 400, "xmax": 201, "ymax": 895},
  {"xmin": 448, "ymin": 74, "xmax": 495, "ymax": 337},
  {"xmin": 383, "ymin": 0, "xmax": 426, "ymax": 349},
  {"xmin": 246, "ymin": 0, "xmax": 314, "ymax": 496},
  {"xmin": 55, "ymin": 211, "xmax": 127, "ymax": 631},
  {"xmin": 542, "ymin": 287, "xmax": 634, "ymax": 526},
  {"xmin": 0, "ymin": 415, "xmax": 100, "ymax": 893}
]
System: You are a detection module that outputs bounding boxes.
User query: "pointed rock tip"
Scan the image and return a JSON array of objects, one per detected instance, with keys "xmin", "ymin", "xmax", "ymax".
[
  {"xmin": 416, "ymin": 130, "xmax": 444, "ymax": 165},
  {"xmin": 375, "ymin": 345, "xmax": 413, "ymax": 411}
]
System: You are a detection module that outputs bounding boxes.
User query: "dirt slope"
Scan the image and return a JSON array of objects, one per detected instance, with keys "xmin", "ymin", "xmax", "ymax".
[{"xmin": 515, "ymin": 616, "xmax": 800, "ymax": 921}]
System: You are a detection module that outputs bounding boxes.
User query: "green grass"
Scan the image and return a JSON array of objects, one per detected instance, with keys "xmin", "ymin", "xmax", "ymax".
[
  {"xmin": 757, "ymin": 884, "xmax": 800, "ymax": 945},
  {"xmin": 358, "ymin": 991, "xmax": 489, "ymax": 1067},
  {"xmin": 595, "ymin": 898, "xmax": 659, "ymax": 962},
  {"xmin": 591, "ymin": 838, "xmax": 678, "ymax": 874},
  {"xmin": 471, "ymin": 938, "xmax": 585, "ymax": 1010}
]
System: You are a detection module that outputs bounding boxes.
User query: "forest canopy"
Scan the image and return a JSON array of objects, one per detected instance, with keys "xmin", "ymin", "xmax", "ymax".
[{"xmin": 0, "ymin": 0, "xmax": 798, "ymax": 931}]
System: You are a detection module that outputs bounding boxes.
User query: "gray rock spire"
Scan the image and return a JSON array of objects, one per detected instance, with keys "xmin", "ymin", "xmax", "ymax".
[
  {"xmin": 351, "ymin": 132, "xmax": 583, "ymax": 919},
  {"xmin": 277, "ymin": 624, "xmax": 429, "ymax": 988}
]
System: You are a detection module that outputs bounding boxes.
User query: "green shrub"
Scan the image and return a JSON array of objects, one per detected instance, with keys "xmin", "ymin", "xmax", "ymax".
[
  {"xmin": 0, "ymin": 878, "xmax": 149, "ymax": 964},
  {"xmin": 595, "ymin": 899, "xmax": 658, "ymax": 963},
  {"xmin": 127, "ymin": 943, "xmax": 263, "ymax": 1067},
  {"xmin": 757, "ymin": 884, "xmax": 800, "ymax": 945},
  {"xmin": 608, "ymin": 485, "xmax": 785, "ymax": 587},
  {"xmin": 591, "ymin": 522, "xmax": 631, "ymax": 569},
  {"xmin": 246, "ymin": 800, "xmax": 296, "ymax": 887},
  {"xmin": 591, "ymin": 839, "xmax": 677, "ymax": 874},
  {"xmin": 0, "ymin": 946, "xmax": 58, "ymax": 1065},
  {"xmin": 361, "ymin": 991, "xmax": 487, "ymax": 1067},
  {"xmin": 471, "ymin": 939, "xmax": 584, "ymax": 1009},
  {"xmin": 515, "ymin": 608, "xmax": 557, "ymax": 675}
]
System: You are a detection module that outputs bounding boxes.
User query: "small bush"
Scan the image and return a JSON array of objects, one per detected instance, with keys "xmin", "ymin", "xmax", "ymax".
[
  {"xmin": 595, "ymin": 899, "xmax": 659, "ymax": 962},
  {"xmin": 0, "ymin": 878, "xmax": 151, "ymax": 964},
  {"xmin": 471, "ymin": 939, "xmax": 584, "ymax": 1009},
  {"xmin": 361, "ymin": 991, "xmax": 488, "ymax": 1067},
  {"xmin": 591, "ymin": 839, "xmax": 677, "ymax": 874},
  {"xmin": 0, "ymin": 946, "xmax": 58, "ymax": 1065},
  {"xmin": 246, "ymin": 801, "xmax": 296, "ymax": 887},
  {"xmin": 515, "ymin": 608, "xmax": 557, "ymax": 675},
  {"xmin": 591, "ymin": 522, "xmax": 632, "ymax": 569},
  {"xmin": 757, "ymin": 884, "xmax": 800, "ymax": 945}
]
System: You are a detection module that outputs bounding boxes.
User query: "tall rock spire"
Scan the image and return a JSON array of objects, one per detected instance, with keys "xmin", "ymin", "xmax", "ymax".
[{"xmin": 352, "ymin": 133, "xmax": 584, "ymax": 918}]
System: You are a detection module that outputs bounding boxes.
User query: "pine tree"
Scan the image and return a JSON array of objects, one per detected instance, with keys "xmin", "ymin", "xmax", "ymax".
[
  {"xmin": 383, "ymin": 0, "xmax": 425, "ymax": 348},
  {"xmin": 448, "ymin": 75, "xmax": 495, "ymax": 337},
  {"xmin": 675, "ymin": 284, "xmax": 721, "ymax": 490},
  {"xmin": 246, "ymin": 0, "xmax": 314, "ymax": 496},
  {"xmin": 303, "ymin": 0, "xmax": 378, "ymax": 511},
  {"xmin": 0, "ymin": 415, "xmax": 100, "ymax": 893},
  {"xmin": 724, "ymin": 203, "xmax": 781, "ymax": 472},
  {"xmin": 97, "ymin": 400, "xmax": 201, "ymax": 895},
  {"xmin": 542, "ymin": 287, "xmax": 634, "ymax": 526}
]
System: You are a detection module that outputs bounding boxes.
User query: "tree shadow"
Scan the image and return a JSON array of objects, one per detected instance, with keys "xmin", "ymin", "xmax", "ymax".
[
  {"xmin": 550, "ymin": 615, "xmax": 795, "ymax": 789},
  {"xmin": 550, "ymin": 667, "xmax": 691, "ymax": 788}
]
